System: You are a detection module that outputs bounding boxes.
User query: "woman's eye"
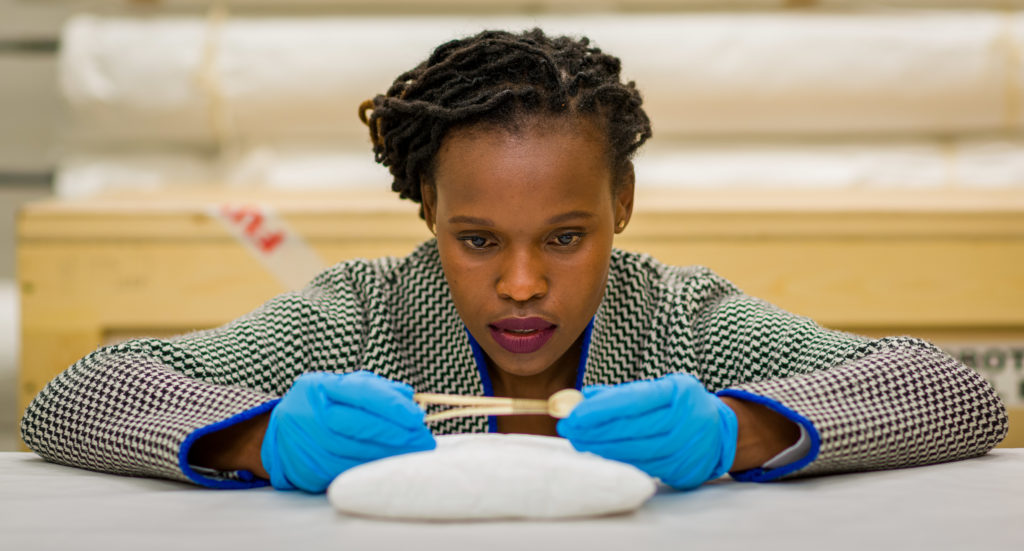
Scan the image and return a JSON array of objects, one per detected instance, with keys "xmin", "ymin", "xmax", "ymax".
[
  {"xmin": 553, "ymin": 233, "xmax": 582, "ymax": 247},
  {"xmin": 460, "ymin": 236, "xmax": 490, "ymax": 249}
]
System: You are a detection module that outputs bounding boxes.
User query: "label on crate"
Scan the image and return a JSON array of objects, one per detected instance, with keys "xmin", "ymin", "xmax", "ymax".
[
  {"xmin": 939, "ymin": 342, "xmax": 1024, "ymax": 407},
  {"xmin": 208, "ymin": 203, "xmax": 326, "ymax": 291}
]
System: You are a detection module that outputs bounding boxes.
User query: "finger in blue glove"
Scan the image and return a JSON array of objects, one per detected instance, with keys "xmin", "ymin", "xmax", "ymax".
[
  {"xmin": 556, "ymin": 373, "xmax": 737, "ymax": 491},
  {"xmin": 261, "ymin": 371, "xmax": 436, "ymax": 493}
]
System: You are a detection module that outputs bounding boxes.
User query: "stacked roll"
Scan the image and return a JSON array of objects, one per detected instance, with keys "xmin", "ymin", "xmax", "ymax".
[
  {"xmin": 117, "ymin": 1, "xmax": 1024, "ymax": 9},
  {"xmin": 57, "ymin": 11, "xmax": 1024, "ymax": 193},
  {"xmin": 56, "ymin": 138, "xmax": 1024, "ymax": 196}
]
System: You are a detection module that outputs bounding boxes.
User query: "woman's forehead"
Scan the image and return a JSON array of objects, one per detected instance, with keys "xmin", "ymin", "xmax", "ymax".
[{"xmin": 432, "ymin": 121, "xmax": 615, "ymax": 221}]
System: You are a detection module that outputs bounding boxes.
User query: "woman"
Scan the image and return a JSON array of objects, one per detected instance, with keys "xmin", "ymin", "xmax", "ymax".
[{"xmin": 21, "ymin": 29, "xmax": 1007, "ymax": 493}]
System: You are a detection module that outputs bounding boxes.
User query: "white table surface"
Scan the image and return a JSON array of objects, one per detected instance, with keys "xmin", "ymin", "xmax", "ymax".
[{"xmin": 1, "ymin": 450, "xmax": 1021, "ymax": 551}]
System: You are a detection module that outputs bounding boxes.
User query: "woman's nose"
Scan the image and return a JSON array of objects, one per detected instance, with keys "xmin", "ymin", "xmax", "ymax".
[{"xmin": 495, "ymin": 249, "xmax": 548, "ymax": 304}]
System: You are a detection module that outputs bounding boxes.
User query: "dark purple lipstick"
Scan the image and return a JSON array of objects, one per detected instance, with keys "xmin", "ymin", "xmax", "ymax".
[{"xmin": 488, "ymin": 317, "xmax": 556, "ymax": 354}]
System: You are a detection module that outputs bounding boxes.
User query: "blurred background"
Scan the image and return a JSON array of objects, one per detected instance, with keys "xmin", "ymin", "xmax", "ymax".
[{"xmin": 3, "ymin": 0, "xmax": 1024, "ymax": 451}]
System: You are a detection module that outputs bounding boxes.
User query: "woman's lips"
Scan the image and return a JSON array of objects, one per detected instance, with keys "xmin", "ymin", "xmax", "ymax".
[{"xmin": 488, "ymin": 317, "xmax": 557, "ymax": 354}]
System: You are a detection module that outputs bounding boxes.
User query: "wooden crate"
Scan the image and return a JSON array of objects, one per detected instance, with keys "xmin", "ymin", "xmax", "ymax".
[{"xmin": 17, "ymin": 188, "xmax": 1024, "ymax": 447}]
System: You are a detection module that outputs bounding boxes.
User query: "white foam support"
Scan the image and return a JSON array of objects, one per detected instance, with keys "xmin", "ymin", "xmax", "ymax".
[
  {"xmin": 326, "ymin": 434, "xmax": 657, "ymax": 520},
  {"xmin": 58, "ymin": 12, "xmax": 1024, "ymax": 145}
]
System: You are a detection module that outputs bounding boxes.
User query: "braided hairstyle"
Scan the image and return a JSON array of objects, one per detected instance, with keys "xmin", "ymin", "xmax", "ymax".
[{"xmin": 359, "ymin": 28, "xmax": 652, "ymax": 218}]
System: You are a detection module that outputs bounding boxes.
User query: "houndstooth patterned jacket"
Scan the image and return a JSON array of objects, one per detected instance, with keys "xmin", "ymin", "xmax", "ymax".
[{"xmin": 21, "ymin": 240, "xmax": 1007, "ymax": 488}]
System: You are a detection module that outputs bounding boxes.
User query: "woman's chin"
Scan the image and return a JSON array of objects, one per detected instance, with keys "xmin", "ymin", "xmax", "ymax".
[{"xmin": 489, "ymin": 358, "xmax": 553, "ymax": 379}]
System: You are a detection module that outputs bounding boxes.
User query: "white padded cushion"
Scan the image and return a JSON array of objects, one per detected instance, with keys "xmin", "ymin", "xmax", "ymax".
[{"xmin": 326, "ymin": 434, "xmax": 656, "ymax": 520}]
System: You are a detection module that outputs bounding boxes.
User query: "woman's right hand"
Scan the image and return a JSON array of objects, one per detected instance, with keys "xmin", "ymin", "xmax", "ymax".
[{"xmin": 261, "ymin": 370, "xmax": 436, "ymax": 493}]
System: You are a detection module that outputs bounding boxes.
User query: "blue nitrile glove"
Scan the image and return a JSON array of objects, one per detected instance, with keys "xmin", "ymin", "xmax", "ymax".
[
  {"xmin": 556, "ymin": 373, "xmax": 738, "ymax": 491},
  {"xmin": 260, "ymin": 370, "xmax": 435, "ymax": 493}
]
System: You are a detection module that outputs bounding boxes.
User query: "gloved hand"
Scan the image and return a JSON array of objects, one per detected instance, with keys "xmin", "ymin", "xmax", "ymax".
[
  {"xmin": 261, "ymin": 370, "xmax": 435, "ymax": 493},
  {"xmin": 556, "ymin": 373, "xmax": 738, "ymax": 490}
]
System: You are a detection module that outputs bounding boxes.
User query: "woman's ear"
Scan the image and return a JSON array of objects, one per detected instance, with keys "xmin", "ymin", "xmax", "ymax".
[
  {"xmin": 420, "ymin": 181, "xmax": 438, "ymax": 235},
  {"xmin": 614, "ymin": 162, "xmax": 635, "ymax": 234}
]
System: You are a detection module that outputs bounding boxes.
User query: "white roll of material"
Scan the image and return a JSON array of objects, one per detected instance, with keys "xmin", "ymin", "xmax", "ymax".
[
  {"xmin": 54, "ymin": 151, "xmax": 217, "ymax": 198},
  {"xmin": 54, "ymin": 138, "xmax": 1024, "ymax": 197},
  {"xmin": 60, "ymin": 12, "xmax": 1024, "ymax": 146},
  {"xmin": 326, "ymin": 434, "xmax": 657, "ymax": 521},
  {"xmin": 54, "ymin": 147, "xmax": 390, "ymax": 196},
  {"xmin": 60, "ymin": 15, "xmax": 459, "ymax": 145},
  {"xmin": 637, "ymin": 140, "xmax": 952, "ymax": 189},
  {"xmin": 595, "ymin": 12, "xmax": 1022, "ymax": 136},
  {"xmin": 127, "ymin": 1, "xmax": 1024, "ymax": 9}
]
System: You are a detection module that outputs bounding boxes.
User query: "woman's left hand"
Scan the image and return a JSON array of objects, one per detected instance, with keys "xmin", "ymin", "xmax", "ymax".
[{"xmin": 556, "ymin": 373, "xmax": 738, "ymax": 490}]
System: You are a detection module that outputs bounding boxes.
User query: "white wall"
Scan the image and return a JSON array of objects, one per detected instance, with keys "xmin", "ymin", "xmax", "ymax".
[
  {"xmin": 0, "ymin": 0, "xmax": 71, "ymax": 450},
  {"xmin": 0, "ymin": 0, "xmax": 69, "ymax": 277}
]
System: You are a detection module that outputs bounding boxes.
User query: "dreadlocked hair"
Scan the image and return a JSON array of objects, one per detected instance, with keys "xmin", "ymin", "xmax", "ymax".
[{"xmin": 359, "ymin": 28, "xmax": 652, "ymax": 218}]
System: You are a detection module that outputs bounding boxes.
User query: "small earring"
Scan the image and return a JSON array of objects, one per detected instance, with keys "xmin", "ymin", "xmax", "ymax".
[{"xmin": 616, "ymin": 220, "xmax": 626, "ymax": 230}]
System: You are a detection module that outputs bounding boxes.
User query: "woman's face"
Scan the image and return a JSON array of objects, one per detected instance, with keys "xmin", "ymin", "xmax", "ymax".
[{"xmin": 422, "ymin": 118, "xmax": 633, "ymax": 380}]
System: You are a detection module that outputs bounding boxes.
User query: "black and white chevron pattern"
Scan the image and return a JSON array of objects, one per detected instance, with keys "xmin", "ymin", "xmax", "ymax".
[{"xmin": 20, "ymin": 240, "xmax": 1008, "ymax": 485}]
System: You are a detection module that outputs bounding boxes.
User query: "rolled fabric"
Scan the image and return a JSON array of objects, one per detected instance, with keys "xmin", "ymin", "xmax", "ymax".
[
  {"xmin": 60, "ymin": 17, "xmax": 213, "ymax": 145},
  {"xmin": 54, "ymin": 139, "xmax": 1024, "ymax": 197},
  {"xmin": 635, "ymin": 140, "xmax": 950, "ymax": 189},
  {"xmin": 223, "ymin": 146, "xmax": 392, "ymax": 189},
  {"xmin": 60, "ymin": 15, "xmax": 496, "ymax": 146},
  {"xmin": 594, "ymin": 138, "xmax": 1024, "ymax": 189},
  {"xmin": 53, "ymin": 147, "xmax": 389, "ymax": 196},
  {"xmin": 954, "ymin": 139, "xmax": 1024, "ymax": 188},
  {"xmin": 119, "ymin": 1, "xmax": 1024, "ymax": 9},
  {"xmin": 59, "ymin": 12, "xmax": 1024, "ymax": 145},
  {"xmin": 589, "ymin": 11, "xmax": 1019, "ymax": 136},
  {"xmin": 54, "ymin": 151, "xmax": 217, "ymax": 198}
]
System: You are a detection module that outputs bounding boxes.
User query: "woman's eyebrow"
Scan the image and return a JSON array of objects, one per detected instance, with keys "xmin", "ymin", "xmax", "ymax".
[
  {"xmin": 448, "ymin": 211, "xmax": 595, "ymax": 226},
  {"xmin": 448, "ymin": 215, "xmax": 493, "ymax": 226},
  {"xmin": 546, "ymin": 210, "xmax": 595, "ymax": 224}
]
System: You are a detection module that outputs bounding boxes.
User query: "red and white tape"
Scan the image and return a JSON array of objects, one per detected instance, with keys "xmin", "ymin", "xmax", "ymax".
[{"xmin": 208, "ymin": 203, "xmax": 326, "ymax": 291}]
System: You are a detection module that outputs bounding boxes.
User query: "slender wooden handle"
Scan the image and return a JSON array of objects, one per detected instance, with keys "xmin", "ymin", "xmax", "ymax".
[
  {"xmin": 413, "ymin": 389, "xmax": 582, "ymax": 423},
  {"xmin": 424, "ymin": 406, "xmax": 512, "ymax": 422},
  {"xmin": 415, "ymin": 393, "xmax": 516, "ymax": 408},
  {"xmin": 414, "ymin": 393, "xmax": 549, "ymax": 410},
  {"xmin": 415, "ymin": 393, "xmax": 551, "ymax": 422}
]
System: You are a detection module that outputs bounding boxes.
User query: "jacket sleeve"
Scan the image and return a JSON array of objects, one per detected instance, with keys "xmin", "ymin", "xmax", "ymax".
[
  {"xmin": 19, "ymin": 262, "xmax": 372, "ymax": 488},
  {"xmin": 683, "ymin": 272, "xmax": 1008, "ymax": 481}
]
